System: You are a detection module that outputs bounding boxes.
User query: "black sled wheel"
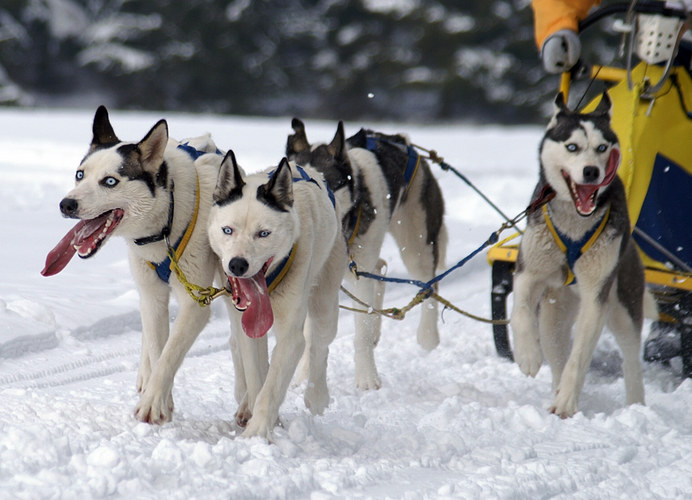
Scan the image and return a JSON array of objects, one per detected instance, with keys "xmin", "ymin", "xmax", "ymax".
[
  {"xmin": 491, "ymin": 260, "xmax": 514, "ymax": 361},
  {"xmin": 645, "ymin": 289, "xmax": 692, "ymax": 378}
]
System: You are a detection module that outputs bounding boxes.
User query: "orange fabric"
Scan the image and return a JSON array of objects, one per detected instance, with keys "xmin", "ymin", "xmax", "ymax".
[{"xmin": 532, "ymin": 0, "xmax": 601, "ymax": 48}]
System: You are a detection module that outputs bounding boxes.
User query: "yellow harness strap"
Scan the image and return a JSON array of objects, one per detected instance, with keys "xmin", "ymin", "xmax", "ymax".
[
  {"xmin": 148, "ymin": 173, "xmax": 200, "ymax": 279},
  {"xmin": 266, "ymin": 243, "xmax": 298, "ymax": 294},
  {"xmin": 542, "ymin": 204, "xmax": 611, "ymax": 286},
  {"xmin": 347, "ymin": 205, "xmax": 363, "ymax": 247}
]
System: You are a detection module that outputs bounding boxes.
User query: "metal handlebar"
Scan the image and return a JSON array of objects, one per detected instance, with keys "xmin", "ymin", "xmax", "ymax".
[{"xmin": 579, "ymin": 0, "xmax": 689, "ymax": 33}]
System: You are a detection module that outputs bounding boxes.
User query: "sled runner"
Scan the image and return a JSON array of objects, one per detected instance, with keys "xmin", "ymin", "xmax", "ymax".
[{"xmin": 488, "ymin": 0, "xmax": 692, "ymax": 377}]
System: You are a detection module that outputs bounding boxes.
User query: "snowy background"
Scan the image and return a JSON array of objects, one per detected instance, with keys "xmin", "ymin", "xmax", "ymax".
[{"xmin": 0, "ymin": 108, "xmax": 690, "ymax": 498}]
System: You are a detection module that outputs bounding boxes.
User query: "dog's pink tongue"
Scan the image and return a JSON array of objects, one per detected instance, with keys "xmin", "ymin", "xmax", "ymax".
[
  {"xmin": 237, "ymin": 273, "xmax": 274, "ymax": 338},
  {"xmin": 574, "ymin": 148, "xmax": 620, "ymax": 216},
  {"xmin": 41, "ymin": 210, "xmax": 123, "ymax": 276},
  {"xmin": 41, "ymin": 220, "xmax": 87, "ymax": 276},
  {"xmin": 574, "ymin": 184, "xmax": 599, "ymax": 215}
]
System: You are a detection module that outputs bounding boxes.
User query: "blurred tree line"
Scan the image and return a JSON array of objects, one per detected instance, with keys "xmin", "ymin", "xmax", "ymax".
[{"xmin": 0, "ymin": 0, "xmax": 616, "ymax": 123}]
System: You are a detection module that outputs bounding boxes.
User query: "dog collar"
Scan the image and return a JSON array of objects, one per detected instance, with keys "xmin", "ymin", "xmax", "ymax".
[
  {"xmin": 134, "ymin": 183, "xmax": 175, "ymax": 247},
  {"xmin": 133, "ymin": 143, "xmax": 212, "ymax": 247},
  {"xmin": 266, "ymin": 243, "xmax": 298, "ymax": 294},
  {"xmin": 542, "ymin": 203, "xmax": 611, "ymax": 286}
]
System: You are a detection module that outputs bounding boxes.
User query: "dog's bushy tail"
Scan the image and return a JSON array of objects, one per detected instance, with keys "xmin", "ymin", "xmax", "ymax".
[{"xmin": 643, "ymin": 289, "xmax": 659, "ymax": 320}]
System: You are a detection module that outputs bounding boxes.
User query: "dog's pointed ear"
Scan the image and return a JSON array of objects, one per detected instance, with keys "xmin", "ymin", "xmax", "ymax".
[
  {"xmin": 553, "ymin": 92, "xmax": 570, "ymax": 114},
  {"xmin": 327, "ymin": 121, "xmax": 347, "ymax": 161},
  {"xmin": 592, "ymin": 92, "xmax": 612, "ymax": 117},
  {"xmin": 214, "ymin": 150, "xmax": 245, "ymax": 205},
  {"xmin": 90, "ymin": 105, "xmax": 120, "ymax": 149},
  {"xmin": 137, "ymin": 119, "xmax": 168, "ymax": 171},
  {"xmin": 260, "ymin": 158, "xmax": 294, "ymax": 212},
  {"xmin": 286, "ymin": 118, "xmax": 310, "ymax": 156}
]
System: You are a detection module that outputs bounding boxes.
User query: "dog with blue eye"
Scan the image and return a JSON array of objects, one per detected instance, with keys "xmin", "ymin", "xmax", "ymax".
[
  {"xmin": 42, "ymin": 106, "xmax": 228, "ymax": 425},
  {"xmin": 207, "ymin": 151, "xmax": 346, "ymax": 440},
  {"xmin": 510, "ymin": 93, "xmax": 648, "ymax": 418}
]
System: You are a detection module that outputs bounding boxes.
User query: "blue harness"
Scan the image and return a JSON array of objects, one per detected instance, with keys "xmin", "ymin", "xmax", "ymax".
[
  {"xmin": 542, "ymin": 204, "xmax": 611, "ymax": 286},
  {"xmin": 364, "ymin": 135, "xmax": 421, "ymax": 191},
  {"xmin": 176, "ymin": 142, "xmax": 223, "ymax": 160},
  {"xmin": 147, "ymin": 143, "xmax": 218, "ymax": 283}
]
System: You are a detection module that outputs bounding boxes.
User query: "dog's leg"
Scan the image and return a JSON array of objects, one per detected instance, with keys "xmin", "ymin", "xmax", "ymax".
[
  {"xmin": 511, "ymin": 271, "xmax": 547, "ymax": 377},
  {"xmin": 391, "ymin": 220, "xmax": 440, "ymax": 351},
  {"xmin": 131, "ymin": 261, "xmax": 171, "ymax": 394},
  {"xmin": 225, "ymin": 304, "xmax": 247, "ymax": 405},
  {"xmin": 550, "ymin": 282, "xmax": 610, "ymax": 418},
  {"xmin": 242, "ymin": 307, "xmax": 307, "ymax": 440},
  {"xmin": 233, "ymin": 317, "xmax": 269, "ymax": 428},
  {"xmin": 134, "ymin": 295, "xmax": 211, "ymax": 424},
  {"xmin": 352, "ymin": 272, "xmax": 383, "ymax": 391},
  {"xmin": 606, "ymin": 289, "xmax": 645, "ymax": 406},
  {"xmin": 293, "ymin": 329, "xmax": 311, "ymax": 388},
  {"xmin": 551, "ymin": 235, "xmax": 625, "ymax": 418},
  {"xmin": 538, "ymin": 286, "xmax": 577, "ymax": 393},
  {"xmin": 303, "ymin": 251, "xmax": 344, "ymax": 414},
  {"xmin": 220, "ymin": 296, "xmax": 261, "ymax": 428}
]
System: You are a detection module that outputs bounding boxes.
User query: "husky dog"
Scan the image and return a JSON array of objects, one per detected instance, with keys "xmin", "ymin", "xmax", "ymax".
[
  {"xmin": 511, "ymin": 93, "xmax": 646, "ymax": 417},
  {"xmin": 207, "ymin": 152, "xmax": 346, "ymax": 439},
  {"xmin": 42, "ymin": 106, "xmax": 225, "ymax": 424},
  {"xmin": 286, "ymin": 119, "xmax": 447, "ymax": 390}
]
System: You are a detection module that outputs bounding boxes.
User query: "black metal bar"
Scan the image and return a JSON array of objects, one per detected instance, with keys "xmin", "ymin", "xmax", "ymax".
[{"xmin": 491, "ymin": 260, "xmax": 514, "ymax": 361}]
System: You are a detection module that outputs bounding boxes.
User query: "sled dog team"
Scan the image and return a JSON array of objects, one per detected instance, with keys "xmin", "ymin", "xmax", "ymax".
[{"xmin": 42, "ymin": 95, "xmax": 647, "ymax": 439}]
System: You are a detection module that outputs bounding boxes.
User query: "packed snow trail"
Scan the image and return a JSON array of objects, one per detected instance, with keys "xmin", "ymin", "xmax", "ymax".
[{"xmin": 0, "ymin": 109, "xmax": 690, "ymax": 499}]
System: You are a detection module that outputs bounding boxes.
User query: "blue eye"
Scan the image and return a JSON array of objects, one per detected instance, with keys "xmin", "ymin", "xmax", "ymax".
[
  {"xmin": 102, "ymin": 176, "xmax": 119, "ymax": 188},
  {"xmin": 596, "ymin": 144, "xmax": 608, "ymax": 153},
  {"xmin": 258, "ymin": 230, "xmax": 270, "ymax": 238},
  {"xmin": 222, "ymin": 226, "xmax": 233, "ymax": 235},
  {"xmin": 566, "ymin": 143, "xmax": 578, "ymax": 152},
  {"xmin": 76, "ymin": 170, "xmax": 84, "ymax": 181}
]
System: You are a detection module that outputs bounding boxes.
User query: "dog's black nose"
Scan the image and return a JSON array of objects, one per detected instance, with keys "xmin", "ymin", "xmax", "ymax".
[
  {"xmin": 60, "ymin": 198, "xmax": 79, "ymax": 217},
  {"xmin": 228, "ymin": 257, "xmax": 249, "ymax": 277},
  {"xmin": 583, "ymin": 166, "xmax": 600, "ymax": 183}
]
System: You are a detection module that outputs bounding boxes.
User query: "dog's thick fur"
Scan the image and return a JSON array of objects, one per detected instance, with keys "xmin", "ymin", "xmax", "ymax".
[
  {"xmin": 511, "ymin": 93, "xmax": 646, "ymax": 417},
  {"xmin": 207, "ymin": 152, "xmax": 346, "ymax": 439},
  {"xmin": 44, "ymin": 106, "xmax": 226, "ymax": 423},
  {"xmin": 286, "ymin": 119, "xmax": 447, "ymax": 390}
]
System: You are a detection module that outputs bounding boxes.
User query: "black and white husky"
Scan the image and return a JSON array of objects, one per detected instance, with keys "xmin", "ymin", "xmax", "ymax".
[
  {"xmin": 511, "ymin": 93, "xmax": 647, "ymax": 417},
  {"xmin": 207, "ymin": 152, "xmax": 346, "ymax": 439},
  {"xmin": 42, "ymin": 106, "xmax": 225, "ymax": 424},
  {"xmin": 287, "ymin": 119, "xmax": 447, "ymax": 390}
]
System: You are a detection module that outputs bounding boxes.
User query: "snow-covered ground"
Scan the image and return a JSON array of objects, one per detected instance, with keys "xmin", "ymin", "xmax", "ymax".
[{"xmin": 0, "ymin": 108, "xmax": 690, "ymax": 499}]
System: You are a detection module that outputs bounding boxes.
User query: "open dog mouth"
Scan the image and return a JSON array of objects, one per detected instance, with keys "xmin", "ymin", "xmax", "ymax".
[
  {"xmin": 562, "ymin": 171, "xmax": 600, "ymax": 216},
  {"xmin": 561, "ymin": 148, "xmax": 620, "ymax": 217},
  {"xmin": 41, "ymin": 209, "xmax": 124, "ymax": 276},
  {"xmin": 227, "ymin": 259, "xmax": 274, "ymax": 338}
]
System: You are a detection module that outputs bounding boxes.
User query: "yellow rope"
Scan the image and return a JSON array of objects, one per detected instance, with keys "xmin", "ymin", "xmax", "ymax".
[
  {"xmin": 339, "ymin": 285, "xmax": 509, "ymax": 325},
  {"xmin": 165, "ymin": 173, "xmax": 230, "ymax": 307}
]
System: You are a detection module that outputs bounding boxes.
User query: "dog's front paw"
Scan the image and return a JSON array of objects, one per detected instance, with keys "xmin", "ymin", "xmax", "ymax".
[
  {"xmin": 134, "ymin": 390, "xmax": 174, "ymax": 424},
  {"xmin": 235, "ymin": 403, "xmax": 252, "ymax": 428},
  {"xmin": 355, "ymin": 369, "xmax": 382, "ymax": 391},
  {"xmin": 241, "ymin": 416, "xmax": 274, "ymax": 441},
  {"xmin": 513, "ymin": 334, "xmax": 543, "ymax": 377},
  {"xmin": 549, "ymin": 389, "xmax": 578, "ymax": 419},
  {"xmin": 304, "ymin": 381, "xmax": 329, "ymax": 415}
]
